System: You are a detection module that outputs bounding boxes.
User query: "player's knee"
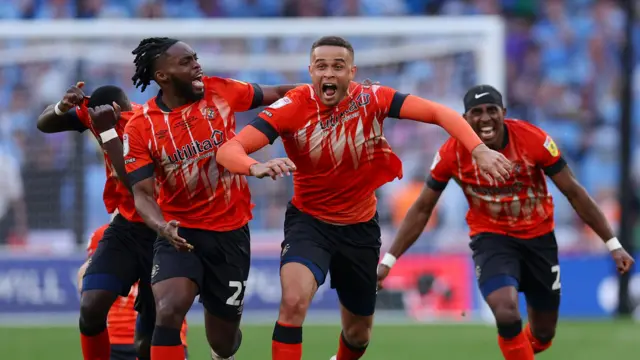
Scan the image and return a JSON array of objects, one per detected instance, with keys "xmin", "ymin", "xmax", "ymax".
[
  {"xmin": 532, "ymin": 326, "xmax": 555, "ymax": 344},
  {"xmin": 279, "ymin": 291, "xmax": 312, "ymax": 323},
  {"xmin": 79, "ymin": 290, "xmax": 114, "ymax": 329},
  {"xmin": 342, "ymin": 322, "xmax": 371, "ymax": 348},
  {"xmin": 208, "ymin": 328, "xmax": 242, "ymax": 359},
  {"xmin": 492, "ymin": 300, "xmax": 521, "ymax": 326},
  {"xmin": 155, "ymin": 297, "xmax": 189, "ymax": 328},
  {"xmin": 492, "ymin": 300, "xmax": 522, "ymax": 339}
]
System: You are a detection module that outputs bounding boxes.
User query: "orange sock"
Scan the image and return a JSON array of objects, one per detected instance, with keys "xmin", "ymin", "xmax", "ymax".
[
  {"xmin": 80, "ymin": 329, "xmax": 111, "ymax": 360},
  {"xmin": 336, "ymin": 332, "xmax": 367, "ymax": 360},
  {"xmin": 524, "ymin": 323, "xmax": 552, "ymax": 354},
  {"xmin": 151, "ymin": 345, "xmax": 184, "ymax": 360},
  {"xmin": 498, "ymin": 332, "xmax": 534, "ymax": 360},
  {"xmin": 272, "ymin": 341, "xmax": 302, "ymax": 360},
  {"xmin": 272, "ymin": 322, "xmax": 302, "ymax": 360}
]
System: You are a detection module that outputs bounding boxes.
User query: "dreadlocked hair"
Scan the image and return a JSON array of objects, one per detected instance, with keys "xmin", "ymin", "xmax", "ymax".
[{"xmin": 131, "ymin": 37, "xmax": 179, "ymax": 92}]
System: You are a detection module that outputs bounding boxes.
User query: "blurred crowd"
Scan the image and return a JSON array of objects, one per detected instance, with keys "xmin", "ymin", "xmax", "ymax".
[{"xmin": 0, "ymin": 0, "xmax": 636, "ymax": 252}]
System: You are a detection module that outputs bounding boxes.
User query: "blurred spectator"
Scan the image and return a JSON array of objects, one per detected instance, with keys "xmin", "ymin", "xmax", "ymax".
[
  {"xmin": 390, "ymin": 173, "xmax": 439, "ymax": 231},
  {"xmin": 0, "ymin": 150, "xmax": 27, "ymax": 245},
  {"xmin": 137, "ymin": 0, "xmax": 165, "ymax": 17}
]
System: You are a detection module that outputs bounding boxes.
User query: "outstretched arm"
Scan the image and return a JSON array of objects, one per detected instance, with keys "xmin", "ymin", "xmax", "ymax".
[
  {"xmin": 216, "ymin": 126, "xmax": 294, "ymax": 179},
  {"xmin": 395, "ymin": 94, "xmax": 511, "ymax": 182},
  {"xmin": 216, "ymin": 126, "xmax": 270, "ymax": 175},
  {"xmin": 398, "ymin": 95, "xmax": 483, "ymax": 152},
  {"xmin": 218, "ymin": 94, "xmax": 299, "ymax": 178}
]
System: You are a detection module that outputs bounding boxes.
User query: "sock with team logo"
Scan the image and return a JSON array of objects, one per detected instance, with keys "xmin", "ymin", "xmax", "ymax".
[
  {"xmin": 336, "ymin": 331, "xmax": 367, "ymax": 360},
  {"xmin": 524, "ymin": 323, "xmax": 552, "ymax": 354},
  {"xmin": 151, "ymin": 326, "xmax": 184, "ymax": 360},
  {"xmin": 272, "ymin": 321, "xmax": 302, "ymax": 360}
]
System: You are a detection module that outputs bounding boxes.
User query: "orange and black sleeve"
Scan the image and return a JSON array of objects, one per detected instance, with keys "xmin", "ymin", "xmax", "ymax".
[
  {"xmin": 426, "ymin": 141, "xmax": 455, "ymax": 192},
  {"xmin": 123, "ymin": 120, "xmax": 155, "ymax": 186}
]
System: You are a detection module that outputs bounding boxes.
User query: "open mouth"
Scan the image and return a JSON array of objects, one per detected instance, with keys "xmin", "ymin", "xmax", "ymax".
[
  {"xmin": 322, "ymin": 83, "xmax": 337, "ymax": 98},
  {"xmin": 192, "ymin": 73, "xmax": 204, "ymax": 92},
  {"xmin": 479, "ymin": 126, "xmax": 496, "ymax": 141}
]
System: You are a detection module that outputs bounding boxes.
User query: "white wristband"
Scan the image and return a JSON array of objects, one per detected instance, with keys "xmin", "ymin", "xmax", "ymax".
[
  {"xmin": 605, "ymin": 237, "xmax": 623, "ymax": 252},
  {"xmin": 54, "ymin": 101, "xmax": 66, "ymax": 116},
  {"xmin": 99, "ymin": 128, "xmax": 118, "ymax": 143},
  {"xmin": 380, "ymin": 253, "xmax": 397, "ymax": 268}
]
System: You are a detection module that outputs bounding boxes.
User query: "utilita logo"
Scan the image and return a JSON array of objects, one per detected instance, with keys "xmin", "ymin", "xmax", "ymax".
[{"xmin": 167, "ymin": 130, "xmax": 224, "ymax": 164}]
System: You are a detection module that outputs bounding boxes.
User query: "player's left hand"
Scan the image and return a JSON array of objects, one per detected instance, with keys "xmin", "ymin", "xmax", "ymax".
[
  {"xmin": 471, "ymin": 144, "xmax": 512, "ymax": 183},
  {"xmin": 611, "ymin": 248, "xmax": 635, "ymax": 274},
  {"xmin": 376, "ymin": 264, "xmax": 391, "ymax": 290},
  {"xmin": 250, "ymin": 158, "xmax": 297, "ymax": 180},
  {"xmin": 88, "ymin": 102, "xmax": 121, "ymax": 133},
  {"xmin": 362, "ymin": 79, "xmax": 380, "ymax": 88}
]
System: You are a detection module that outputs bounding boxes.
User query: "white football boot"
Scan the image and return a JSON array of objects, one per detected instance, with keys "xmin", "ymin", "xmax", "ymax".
[{"xmin": 211, "ymin": 348, "xmax": 235, "ymax": 360}]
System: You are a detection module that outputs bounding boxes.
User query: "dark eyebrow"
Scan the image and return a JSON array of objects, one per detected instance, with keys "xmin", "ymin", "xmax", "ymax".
[
  {"xmin": 314, "ymin": 58, "xmax": 347, "ymax": 64},
  {"xmin": 180, "ymin": 52, "xmax": 197, "ymax": 61}
]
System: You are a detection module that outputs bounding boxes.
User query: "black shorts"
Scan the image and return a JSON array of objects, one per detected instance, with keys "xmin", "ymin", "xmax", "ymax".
[
  {"xmin": 152, "ymin": 225, "xmax": 251, "ymax": 321},
  {"xmin": 110, "ymin": 344, "xmax": 188, "ymax": 360},
  {"xmin": 281, "ymin": 203, "xmax": 381, "ymax": 317},
  {"xmin": 83, "ymin": 214, "xmax": 157, "ymax": 316},
  {"xmin": 110, "ymin": 344, "xmax": 136, "ymax": 360},
  {"xmin": 470, "ymin": 231, "xmax": 561, "ymax": 311}
]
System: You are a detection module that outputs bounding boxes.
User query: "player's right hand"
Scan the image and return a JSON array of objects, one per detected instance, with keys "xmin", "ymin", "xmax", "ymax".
[
  {"xmin": 250, "ymin": 158, "xmax": 297, "ymax": 180},
  {"xmin": 88, "ymin": 102, "xmax": 121, "ymax": 133},
  {"xmin": 611, "ymin": 248, "xmax": 635, "ymax": 274},
  {"xmin": 376, "ymin": 264, "xmax": 391, "ymax": 290},
  {"xmin": 471, "ymin": 144, "xmax": 512, "ymax": 183},
  {"xmin": 59, "ymin": 81, "xmax": 86, "ymax": 112},
  {"xmin": 159, "ymin": 220, "xmax": 193, "ymax": 252}
]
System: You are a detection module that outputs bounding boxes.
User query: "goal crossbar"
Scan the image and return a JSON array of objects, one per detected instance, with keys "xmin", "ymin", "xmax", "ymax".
[{"xmin": 0, "ymin": 16, "xmax": 505, "ymax": 91}]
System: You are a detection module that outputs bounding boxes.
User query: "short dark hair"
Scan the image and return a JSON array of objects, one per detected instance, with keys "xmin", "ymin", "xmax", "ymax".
[
  {"xmin": 311, "ymin": 36, "xmax": 355, "ymax": 59},
  {"xmin": 131, "ymin": 37, "xmax": 179, "ymax": 92},
  {"xmin": 88, "ymin": 85, "xmax": 129, "ymax": 110}
]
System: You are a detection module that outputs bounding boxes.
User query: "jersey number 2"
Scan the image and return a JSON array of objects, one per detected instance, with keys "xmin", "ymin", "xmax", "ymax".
[
  {"xmin": 551, "ymin": 265, "xmax": 561, "ymax": 290},
  {"xmin": 226, "ymin": 280, "xmax": 247, "ymax": 306}
]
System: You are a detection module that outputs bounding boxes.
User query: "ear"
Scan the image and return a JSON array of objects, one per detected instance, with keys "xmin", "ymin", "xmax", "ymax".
[
  {"xmin": 350, "ymin": 65, "xmax": 357, "ymax": 81},
  {"xmin": 154, "ymin": 70, "xmax": 167, "ymax": 83},
  {"xmin": 308, "ymin": 64, "xmax": 312, "ymax": 77},
  {"xmin": 462, "ymin": 112, "xmax": 468, "ymax": 121},
  {"xmin": 502, "ymin": 107, "xmax": 508, "ymax": 117}
]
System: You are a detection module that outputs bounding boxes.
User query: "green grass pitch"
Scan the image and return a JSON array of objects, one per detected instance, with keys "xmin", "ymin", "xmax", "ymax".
[{"xmin": 0, "ymin": 321, "xmax": 637, "ymax": 359}]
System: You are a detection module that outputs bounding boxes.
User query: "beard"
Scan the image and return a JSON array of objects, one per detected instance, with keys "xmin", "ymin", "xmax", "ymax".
[{"xmin": 170, "ymin": 76, "xmax": 204, "ymax": 102}]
